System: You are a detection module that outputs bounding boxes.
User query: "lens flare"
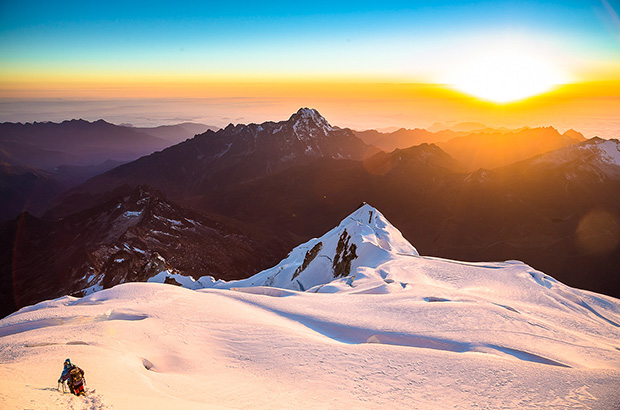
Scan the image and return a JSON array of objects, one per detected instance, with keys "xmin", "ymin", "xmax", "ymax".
[{"xmin": 575, "ymin": 209, "xmax": 620, "ymax": 255}]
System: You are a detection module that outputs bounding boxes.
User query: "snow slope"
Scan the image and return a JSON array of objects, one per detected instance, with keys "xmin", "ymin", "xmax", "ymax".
[
  {"xmin": 530, "ymin": 137, "xmax": 620, "ymax": 176},
  {"xmin": 208, "ymin": 204, "xmax": 419, "ymax": 292},
  {"xmin": 2, "ymin": 205, "xmax": 620, "ymax": 409}
]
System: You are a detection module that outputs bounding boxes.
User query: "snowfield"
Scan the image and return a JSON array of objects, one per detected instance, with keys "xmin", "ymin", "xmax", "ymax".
[{"xmin": 1, "ymin": 206, "xmax": 620, "ymax": 409}]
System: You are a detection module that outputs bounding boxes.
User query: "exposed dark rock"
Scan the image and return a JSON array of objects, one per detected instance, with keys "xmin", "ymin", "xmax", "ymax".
[
  {"xmin": 164, "ymin": 276, "xmax": 182, "ymax": 286},
  {"xmin": 0, "ymin": 186, "xmax": 290, "ymax": 318},
  {"xmin": 292, "ymin": 241, "xmax": 323, "ymax": 280},
  {"xmin": 333, "ymin": 230, "xmax": 358, "ymax": 278}
]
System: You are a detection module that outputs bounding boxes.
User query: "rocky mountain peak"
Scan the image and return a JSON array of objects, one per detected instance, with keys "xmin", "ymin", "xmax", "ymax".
[
  {"xmin": 555, "ymin": 137, "xmax": 620, "ymax": 166},
  {"xmin": 586, "ymin": 137, "xmax": 620, "ymax": 166},
  {"xmin": 524, "ymin": 137, "xmax": 620, "ymax": 182},
  {"xmin": 288, "ymin": 107, "xmax": 335, "ymax": 138},
  {"xmin": 208, "ymin": 203, "xmax": 418, "ymax": 292}
]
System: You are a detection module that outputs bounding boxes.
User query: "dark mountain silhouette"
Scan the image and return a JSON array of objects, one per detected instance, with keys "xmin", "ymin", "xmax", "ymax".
[
  {"xmin": 50, "ymin": 108, "xmax": 376, "ymax": 217},
  {"xmin": 0, "ymin": 159, "xmax": 128, "ymax": 223},
  {"xmin": 0, "ymin": 119, "xmax": 211, "ymax": 222},
  {"xmin": 132, "ymin": 122, "xmax": 219, "ymax": 145},
  {"xmin": 0, "ymin": 119, "xmax": 172, "ymax": 169},
  {"xmin": 51, "ymin": 159, "xmax": 128, "ymax": 186},
  {"xmin": 0, "ymin": 140, "xmax": 78, "ymax": 170},
  {"xmin": 0, "ymin": 186, "xmax": 291, "ymax": 318},
  {"xmin": 0, "ymin": 162, "xmax": 69, "ymax": 221}
]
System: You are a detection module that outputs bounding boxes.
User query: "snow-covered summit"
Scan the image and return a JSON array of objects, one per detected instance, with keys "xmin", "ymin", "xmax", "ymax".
[
  {"xmin": 288, "ymin": 107, "xmax": 335, "ymax": 138},
  {"xmin": 4, "ymin": 202, "xmax": 620, "ymax": 409},
  {"xmin": 211, "ymin": 107, "xmax": 368, "ymax": 163},
  {"xmin": 525, "ymin": 137, "xmax": 620, "ymax": 180},
  {"xmin": 207, "ymin": 203, "xmax": 418, "ymax": 292},
  {"xmin": 533, "ymin": 137, "xmax": 620, "ymax": 167},
  {"xmin": 587, "ymin": 137, "xmax": 620, "ymax": 166}
]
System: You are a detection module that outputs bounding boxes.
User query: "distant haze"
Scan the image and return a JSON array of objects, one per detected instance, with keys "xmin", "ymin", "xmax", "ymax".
[
  {"xmin": 1, "ymin": 91, "xmax": 619, "ymax": 139},
  {"xmin": 1, "ymin": 1, "xmax": 618, "ymax": 139}
]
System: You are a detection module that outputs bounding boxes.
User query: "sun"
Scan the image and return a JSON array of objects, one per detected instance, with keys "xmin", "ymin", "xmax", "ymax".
[{"xmin": 445, "ymin": 44, "xmax": 571, "ymax": 104}]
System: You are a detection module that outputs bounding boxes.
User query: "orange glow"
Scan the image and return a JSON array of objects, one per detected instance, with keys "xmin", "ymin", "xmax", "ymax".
[{"xmin": 1, "ymin": 73, "xmax": 619, "ymax": 137}]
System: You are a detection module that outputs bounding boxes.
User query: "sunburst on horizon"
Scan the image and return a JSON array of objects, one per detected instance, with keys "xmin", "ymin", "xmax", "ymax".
[{"xmin": 444, "ymin": 43, "xmax": 572, "ymax": 104}]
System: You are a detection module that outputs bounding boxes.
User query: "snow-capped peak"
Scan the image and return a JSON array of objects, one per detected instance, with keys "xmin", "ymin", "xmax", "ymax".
[
  {"xmin": 289, "ymin": 107, "xmax": 335, "ymax": 138},
  {"xmin": 586, "ymin": 137, "xmax": 620, "ymax": 166},
  {"xmin": 529, "ymin": 137, "xmax": 620, "ymax": 169},
  {"xmin": 334, "ymin": 203, "xmax": 418, "ymax": 255},
  {"xmin": 208, "ymin": 203, "xmax": 418, "ymax": 292}
]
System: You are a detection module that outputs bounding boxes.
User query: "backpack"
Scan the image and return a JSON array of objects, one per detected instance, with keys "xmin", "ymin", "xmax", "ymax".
[{"xmin": 69, "ymin": 367, "xmax": 83, "ymax": 385}]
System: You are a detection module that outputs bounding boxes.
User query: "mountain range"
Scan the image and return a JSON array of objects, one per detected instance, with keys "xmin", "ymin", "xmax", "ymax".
[
  {"xmin": 49, "ymin": 108, "xmax": 374, "ymax": 217},
  {"xmin": 0, "ymin": 186, "xmax": 289, "ymax": 318},
  {"xmin": 130, "ymin": 122, "xmax": 219, "ymax": 145},
  {"xmin": 354, "ymin": 125, "xmax": 585, "ymax": 170},
  {"xmin": 0, "ymin": 119, "xmax": 169, "ymax": 168},
  {"xmin": 1, "ymin": 108, "xmax": 619, "ymax": 317},
  {"xmin": 0, "ymin": 119, "xmax": 215, "ymax": 222}
]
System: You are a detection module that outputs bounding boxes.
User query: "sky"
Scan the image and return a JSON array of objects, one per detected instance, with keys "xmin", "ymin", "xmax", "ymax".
[{"xmin": 1, "ymin": 0, "xmax": 619, "ymax": 135}]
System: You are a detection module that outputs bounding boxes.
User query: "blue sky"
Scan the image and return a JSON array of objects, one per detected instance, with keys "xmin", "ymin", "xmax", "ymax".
[
  {"xmin": 1, "ymin": 0, "xmax": 619, "ymax": 134},
  {"xmin": 1, "ymin": 0, "xmax": 619, "ymax": 82}
]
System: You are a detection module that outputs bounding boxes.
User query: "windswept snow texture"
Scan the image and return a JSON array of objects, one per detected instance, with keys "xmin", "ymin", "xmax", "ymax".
[
  {"xmin": 2, "ymin": 205, "xmax": 620, "ymax": 409},
  {"xmin": 208, "ymin": 204, "xmax": 419, "ymax": 292}
]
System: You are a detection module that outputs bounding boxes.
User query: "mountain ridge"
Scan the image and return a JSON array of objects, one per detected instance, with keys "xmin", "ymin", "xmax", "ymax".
[
  {"xmin": 204, "ymin": 203, "xmax": 419, "ymax": 292},
  {"xmin": 3, "ymin": 108, "xmax": 620, "ymax": 316},
  {"xmin": 0, "ymin": 186, "xmax": 291, "ymax": 318},
  {"xmin": 49, "ymin": 108, "xmax": 375, "ymax": 217},
  {"xmin": 0, "ymin": 119, "xmax": 172, "ymax": 168}
]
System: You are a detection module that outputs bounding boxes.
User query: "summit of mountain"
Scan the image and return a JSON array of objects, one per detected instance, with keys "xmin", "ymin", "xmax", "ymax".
[
  {"xmin": 50, "ymin": 108, "xmax": 374, "ymax": 217},
  {"xmin": 362, "ymin": 143, "xmax": 467, "ymax": 176},
  {"xmin": 562, "ymin": 129, "xmax": 586, "ymax": 141},
  {"xmin": 204, "ymin": 203, "xmax": 419, "ymax": 292}
]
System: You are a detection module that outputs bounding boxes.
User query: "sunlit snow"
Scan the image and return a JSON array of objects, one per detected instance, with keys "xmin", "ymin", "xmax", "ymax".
[{"xmin": 1, "ymin": 205, "xmax": 620, "ymax": 409}]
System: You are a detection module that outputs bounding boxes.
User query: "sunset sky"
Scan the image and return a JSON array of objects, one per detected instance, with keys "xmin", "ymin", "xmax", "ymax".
[{"xmin": 1, "ymin": 0, "xmax": 619, "ymax": 136}]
